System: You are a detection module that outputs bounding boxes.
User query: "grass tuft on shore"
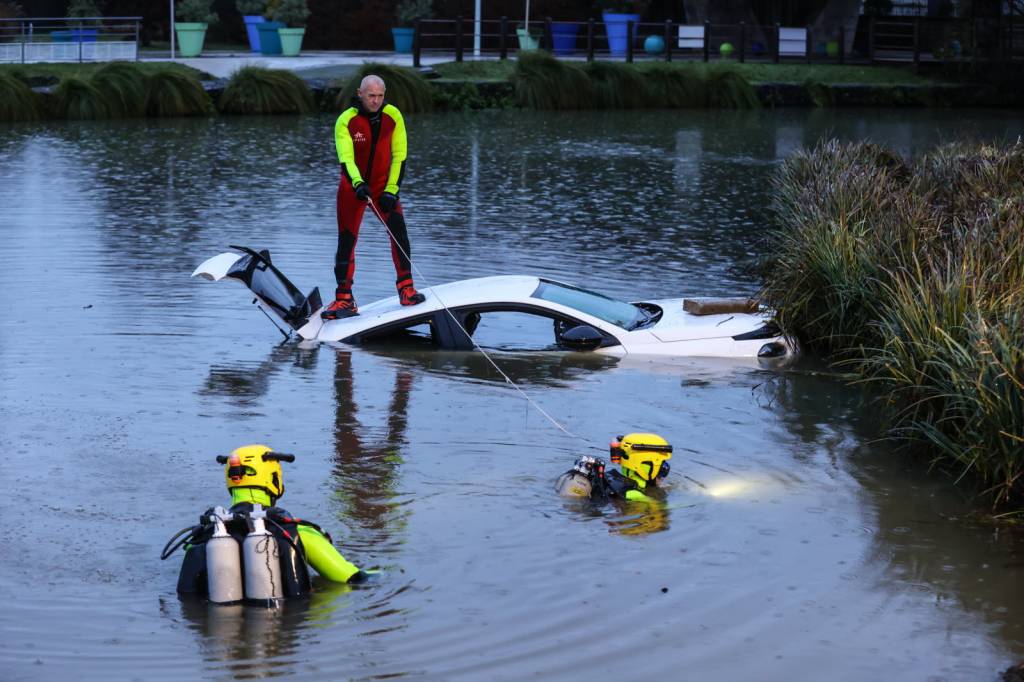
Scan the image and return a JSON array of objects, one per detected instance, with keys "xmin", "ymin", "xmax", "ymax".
[
  {"xmin": 513, "ymin": 51, "xmax": 592, "ymax": 109},
  {"xmin": 0, "ymin": 71, "xmax": 41, "ymax": 122},
  {"xmin": 91, "ymin": 62, "xmax": 148, "ymax": 117},
  {"xmin": 765, "ymin": 140, "xmax": 1024, "ymax": 507},
  {"xmin": 219, "ymin": 66, "xmax": 314, "ymax": 115},
  {"xmin": 51, "ymin": 75, "xmax": 110, "ymax": 120},
  {"xmin": 337, "ymin": 63, "xmax": 434, "ymax": 114},
  {"xmin": 144, "ymin": 71, "xmax": 212, "ymax": 117}
]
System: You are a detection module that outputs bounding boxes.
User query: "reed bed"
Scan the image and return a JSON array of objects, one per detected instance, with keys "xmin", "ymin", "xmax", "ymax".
[
  {"xmin": 144, "ymin": 70, "xmax": 212, "ymax": 117},
  {"xmin": 218, "ymin": 66, "xmax": 314, "ymax": 115},
  {"xmin": 765, "ymin": 140, "xmax": 1024, "ymax": 508}
]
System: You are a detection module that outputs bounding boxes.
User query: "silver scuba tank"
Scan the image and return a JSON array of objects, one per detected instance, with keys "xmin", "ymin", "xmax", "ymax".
[
  {"xmin": 205, "ymin": 507, "xmax": 243, "ymax": 605},
  {"xmin": 242, "ymin": 504, "xmax": 283, "ymax": 606},
  {"xmin": 555, "ymin": 471, "xmax": 593, "ymax": 498}
]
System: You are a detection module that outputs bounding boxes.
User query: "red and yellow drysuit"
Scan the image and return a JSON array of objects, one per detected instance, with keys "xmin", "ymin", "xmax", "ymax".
[{"xmin": 334, "ymin": 99, "xmax": 415, "ymax": 296}]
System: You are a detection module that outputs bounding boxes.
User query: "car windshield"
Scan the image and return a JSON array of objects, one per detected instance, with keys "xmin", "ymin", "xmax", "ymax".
[{"xmin": 531, "ymin": 280, "xmax": 647, "ymax": 330}]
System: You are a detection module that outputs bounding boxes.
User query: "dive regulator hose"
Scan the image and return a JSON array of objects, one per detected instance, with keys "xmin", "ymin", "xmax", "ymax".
[{"xmin": 160, "ymin": 525, "xmax": 202, "ymax": 560}]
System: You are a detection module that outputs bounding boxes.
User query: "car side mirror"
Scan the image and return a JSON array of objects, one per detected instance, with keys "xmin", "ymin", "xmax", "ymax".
[{"xmin": 559, "ymin": 325, "xmax": 604, "ymax": 352}]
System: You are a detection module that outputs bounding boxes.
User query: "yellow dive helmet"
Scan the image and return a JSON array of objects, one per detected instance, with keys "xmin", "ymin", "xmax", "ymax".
[
  {"xmin": 609, "ymin": 433, "xmax": 672, "ymax": 486},
  {"xmin": 216, "ymin": 444, "xmax": 295, "ymax": 504}
]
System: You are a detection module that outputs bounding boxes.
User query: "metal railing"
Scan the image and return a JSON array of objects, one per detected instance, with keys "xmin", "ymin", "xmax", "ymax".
[
  {"xmin": 413, "ymin": 17, "xmax": 851, "ymax": 66},
  {"xmin": 0, "ymin": 16, "xmax": 141, "ymax": 64},
  {"xmin": 413, "ymin": 15, "xmax": 1022, "ymax": 67}
]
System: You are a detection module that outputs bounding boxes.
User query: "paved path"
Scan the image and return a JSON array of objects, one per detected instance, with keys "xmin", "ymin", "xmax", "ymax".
[{"xmin": 143, "ymin": 49, "xmax": 461, "ymax": 79}]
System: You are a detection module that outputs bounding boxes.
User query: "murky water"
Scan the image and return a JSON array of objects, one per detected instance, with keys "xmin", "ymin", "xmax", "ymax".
[{"xmin": 2, "ymin": 108, "xmax": 1024, "ymax": 681}]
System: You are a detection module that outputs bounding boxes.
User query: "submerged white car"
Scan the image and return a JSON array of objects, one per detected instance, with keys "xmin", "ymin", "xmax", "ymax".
[{"xmin": 193, "ymin": 246, "xmax": 795, "ymax": 360}]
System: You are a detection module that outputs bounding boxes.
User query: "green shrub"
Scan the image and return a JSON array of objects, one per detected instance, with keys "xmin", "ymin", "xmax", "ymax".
[
  {"xmin": 0, "ymin": 71, "xmax": 41, "ymax": 122},
  {"xmin": 336, "ymin": 63, "xmax": 433, "ymax": 114},
  {"xmin": 90, "ymin": 62, "xmax": 148, "ymax": 117},
  {"xmin": 51, "ymin": 75, "xmax": 109, "ymax": 119},
  {"xmin": 218, "ymin": 66, "xmax": 314, "ymax": 114},
  {"xmin": 145, "ymin": 70, "xmax": 212, "ymax": 117},
  {"xmin": 176, "ymin": 0, "xmax": 218, "ymax": 24}
]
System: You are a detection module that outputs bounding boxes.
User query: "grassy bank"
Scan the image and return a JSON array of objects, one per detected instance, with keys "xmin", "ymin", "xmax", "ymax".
[
  {"xmin": 763, "ymin": 140, "xmax": 1024, "ymax": 510},
  {"xmin": 434, "ymin": 59, "xmax": 940, "ymax": 86}
]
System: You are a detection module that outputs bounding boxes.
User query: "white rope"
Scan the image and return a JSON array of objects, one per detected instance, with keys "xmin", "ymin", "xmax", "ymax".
[{"xmin": 366, "ymin": 197, "xmax": 584, "ymax": 443}]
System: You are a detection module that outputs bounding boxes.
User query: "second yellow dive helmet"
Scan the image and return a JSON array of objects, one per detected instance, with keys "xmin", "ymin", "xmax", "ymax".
[{"xmin": 610, "ymin": 433, "xmax": 672, "ymax": 484}]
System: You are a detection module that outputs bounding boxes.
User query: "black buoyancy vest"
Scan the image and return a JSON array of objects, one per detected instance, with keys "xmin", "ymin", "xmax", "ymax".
[
  {"xmin": 603, "ymin": 470, "xmax": 640, "ymax": 499},
  {"xmin": 176, "ymin": 503, "xmax": 313, "ymax": 599}
]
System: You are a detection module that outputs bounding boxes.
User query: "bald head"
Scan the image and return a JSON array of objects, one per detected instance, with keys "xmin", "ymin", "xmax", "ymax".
[{"xmin": 357, "ymin": 75, "xmax": 386, "ymax": 113}]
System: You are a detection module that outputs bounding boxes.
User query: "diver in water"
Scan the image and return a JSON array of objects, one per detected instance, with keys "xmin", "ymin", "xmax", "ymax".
[
  {"xmin": 164, "ymin": 444, "xmax": 367, "ymax": 606},
  {"xmin": 555, "ymin": 433, "xmax": 672, "ymax": 503}
]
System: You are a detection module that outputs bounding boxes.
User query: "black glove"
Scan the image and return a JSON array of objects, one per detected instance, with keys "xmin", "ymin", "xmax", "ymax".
[
  {"xmin": 378, "ymin": 191, "xmax": 398, "ymax": 212},
  {"xmin": 353, "ymin": 181, "xmax": 370, "ymax": 202}
]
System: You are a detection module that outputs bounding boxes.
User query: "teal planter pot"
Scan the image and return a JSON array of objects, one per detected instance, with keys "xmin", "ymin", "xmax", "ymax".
[
  {"xmin": 174, "ymin": 22, "xmax": 208, "ymax": 57},
  {"xmin": 550, "ymin": 22, "xmax": 578, "ymax": 55},
  {"xmin": 257, "ymin": 21, "xmax": 284, "ymax": 55},
  {"xmin": 243, "ymin": 15, "xmax": 263, "ymax": 52},
  {"xmin": 392, "ymin": 27, "xmax": 414, "ymax": 53},
  {"xmin": 279, "ymin": 27, "xmax": 305, "ymax": 57},
  {"xmin": 602, "ymin": 12, "xmax": 639, "ymax": 56}
]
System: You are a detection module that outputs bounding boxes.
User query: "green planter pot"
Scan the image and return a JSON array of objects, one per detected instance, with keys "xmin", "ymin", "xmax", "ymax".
[
  {"xmin": 174, "ymin": 22, "xmax": 208, "ymax": 58},
  {"xmin": 278, "ymin": 27, "xmax": 305, "ymax": 56}
]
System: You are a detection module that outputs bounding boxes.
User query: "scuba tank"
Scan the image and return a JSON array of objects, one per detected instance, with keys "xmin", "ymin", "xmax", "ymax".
[
  {"xmin": 242, "ymin": 504, "xmax": 283, "ymax": 606},
  {"xmin": 555, "ymin": 456, "xmax": 606, "ymax": 499},
  {"xmin": 205, "ymin": 506, "xmax": 244, "ymax": 605},
  {"xmin": 555, "ymin": 471, "xmax": 593, "ymax": 498}
]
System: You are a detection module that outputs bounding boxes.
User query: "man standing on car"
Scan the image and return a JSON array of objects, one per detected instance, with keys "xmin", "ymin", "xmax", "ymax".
[{"xmin": 322, "ymin": 74, "xmax": 425, "ymax": 320}]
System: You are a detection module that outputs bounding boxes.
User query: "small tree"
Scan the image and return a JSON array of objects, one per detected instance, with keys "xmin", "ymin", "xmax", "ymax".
[
  {"xmin": 395, "ymin": 0, "xmax": 432, "ymax": 27},
  {"xmin": 272, "ymin": 0, "xmax": 310, "ymax": 28},
  {"xmin": 235, "ymin": 0, "xmax": 266, "ymax": 16},
  {"xmin": 67, "ymin": 0, "xmax": 102, "ymax": 18},
  {"xmin": 176, "ymin": 0, "xmax": 218, "ymax": 24}
]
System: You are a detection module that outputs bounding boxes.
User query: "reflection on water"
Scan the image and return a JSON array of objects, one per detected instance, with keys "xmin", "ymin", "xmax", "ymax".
[
  {"xmin": 332, "ymin": 349, "xmax": 412, "ymax": 553},
  {"xmin": 3, "ymin": 108, "xmax": 1024, "ymax": 680}
]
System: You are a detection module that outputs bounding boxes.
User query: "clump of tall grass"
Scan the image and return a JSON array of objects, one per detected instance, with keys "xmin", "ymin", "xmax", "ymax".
[
  {"xmin": 51, "ymin": 75, "xmax": 109, "ymax": 119},
  {"xmin": 513, "ymin": 51, "xmax": 592, "ymax": 109},
  {"xmin": 765, "ymin": 139, "xmax": 1024, "ymax": 508},
  {"xmin": 704, "ymin": 66, "xmax": 760, "ymax": 108},
  {"xmin": 90, "ymin": 62, "xmax": 148, "ymax": 117},
  {"xmin": 0, "ymin": 71, "xmax": 41, "ymax": 122},
  {"xmin": 512, "ymin": 54, "xmax": 758, "ymax": 110},
  {"xmin": 218, "ymin": 66, "xmax": 314, "ymax": 115},
  {"xmin": 584, "ymin": 61, "xmax": 645, "ymax": 109},
  {"xmin": 641, "ymin": 63, "xmax": 706, "ymax": 107},
  {"xmin": 144, "ymin": 70, "xmax": 212, "ymax": 117},
  {"xmin": 336, "ymin": 63, "xmax": 433, "ymax": 114}
]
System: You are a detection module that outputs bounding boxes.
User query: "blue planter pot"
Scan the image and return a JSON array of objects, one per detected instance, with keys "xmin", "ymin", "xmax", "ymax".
[
  {"xmin": 602, "ymin": 12, "xmax": 639, "ymax": 56},
  {"xmin": 550, "ymin": 22, "xmax": 579, "ymax": 55},
  {"xmin": 392, "ymin": 27, "xmax": 415, "ymax": 53},
  {"xmin": 52, "ymin": 28, "xmax": 98, "ymax": 42},
  {"xmin": 243, "ymin": 15, "xmax": 264, "ymax": 52},
  {"xmin": 257, "ymin": 21, "xmax": 283, "ymax": 55}
]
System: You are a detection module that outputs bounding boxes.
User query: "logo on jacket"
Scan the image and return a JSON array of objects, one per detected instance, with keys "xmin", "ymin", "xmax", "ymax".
[{"xmin": 353, "ymin": 131, "xmax": 366, "ymax": 143}]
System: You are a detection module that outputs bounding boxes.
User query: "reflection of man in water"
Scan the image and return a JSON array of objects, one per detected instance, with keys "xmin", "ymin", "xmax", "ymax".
[{"xmin": 332, "ymin": 351, "xmax": 413, "ymax": 548}]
